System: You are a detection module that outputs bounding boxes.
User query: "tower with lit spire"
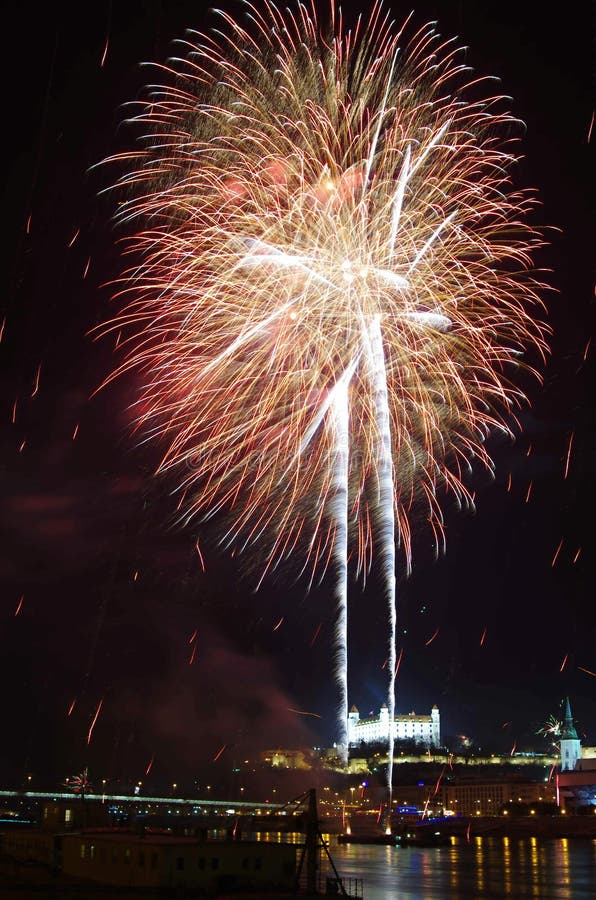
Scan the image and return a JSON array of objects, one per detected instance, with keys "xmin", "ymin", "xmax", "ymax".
[{"xmin": 559, "ymin": 697, "xmax": 581, "ymax": 772}]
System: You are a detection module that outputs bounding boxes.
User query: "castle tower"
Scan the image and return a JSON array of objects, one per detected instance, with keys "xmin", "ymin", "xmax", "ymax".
[
  {"xmin": 347, "ymin": 705, "xmax": 360, "ymax": 746},
  {"xmin": 559, "ymin": 697, "xmax": 581, "ymax": 772}
]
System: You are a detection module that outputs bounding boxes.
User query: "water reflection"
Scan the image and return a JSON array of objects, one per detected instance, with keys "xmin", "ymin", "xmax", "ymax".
[{"xmin": 327, "ymin": 836, "xmax": 596, "ymax": 899}]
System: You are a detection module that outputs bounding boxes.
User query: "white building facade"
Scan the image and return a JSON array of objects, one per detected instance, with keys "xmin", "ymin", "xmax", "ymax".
[{"xmin": 347, "ymin": 703, "xmax": 440, "ymax": 748}]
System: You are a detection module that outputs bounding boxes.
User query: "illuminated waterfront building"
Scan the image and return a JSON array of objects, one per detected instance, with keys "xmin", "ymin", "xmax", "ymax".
[{"xmin": 347, "ymin": 704, "xmax": 440, "ymax": 748}]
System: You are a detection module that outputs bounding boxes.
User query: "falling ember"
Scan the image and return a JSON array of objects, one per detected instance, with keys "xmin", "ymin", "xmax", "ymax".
[
  {"xmin": 525, "ymin": 481, "xmax": 533, "ymax": 503},
  {"xmin": 506, "ymin": 472, "xmax": 512, "ymax": 493},
  {"xmin": 551, "ymin": 538, "xmax": 564, "ymax": 568},
  {"xmin": 479, "ymin": 627, "xmax": 487, "ymax": 647},
  {"xmin": 588, "ymin": 110, "xmax": 594, "ymax": 144},
  {"xmin": 510, "ymin": 740, "xmax": 517, "ymax": 756},
  {"xmin": 26, "ymin": 214, "xmax": 32, "ymax": 234},
  {"xmin": 287, "ymin": 708, "xmax": 321, "ymax": 718},
  {"xmin": 310, "ymin": 623, "xmax": 322, "ymax": 647},
  {"xmin": 87, "ymin": 698, "xmax": 104, "ymax": 745},
  {"xmin": 31, "ymin": 363, "xmax": 42, "ymax": 398},
  {"xmin": 394, "ymin": 646, "xmax": 404, "ymax": 676},
  {"xmin": 68, "ymin": 227, "xmax": 80, "ymax": 248},
  {"xmin": 502, "ymin": 722, "xmax": 511, "ymax": 729},
  {"xmin": 563, "ymin": 431, "xmax": 574, "ymax": 480},
  {"xmin": 466, "ymin": 822, "xmax": 471, "ymax": 843},
  {"xmin": 526, "ymin": 443, "xmax": 532, "ymax": 456},
  {"xmin": 67, "ymin": 698, "xmax": 77, "ymax": 716},
  {"xmin": 18, "ymin": 440, "xmax": 27, "ymax": 453},
  {"xmin": 133, "ymin": 569, "xmax": 139, "ymax": 581},
  {"xmin": 176, "ymin": 489, "xmax": 188, "ymax": 511},
  {"xmin": 578, "ymin": 666, "xmax": 596, "ymax": 678},
  {"xmin": 212, "ymin": 744, "xmax": 227, "ymax": 762},
  {"xmin": 194, "ymin": 539, "xmax": 206, "ymax": 572},
  {"xmin": 11, "ymin": 399, "xmax": 17, "ymax": 424},
  {"xmin": 425, "ymin": 628, "xmax": 439, "ymax": 647},
  {"xmin": 273, "ymin": 616, "xmax": 284, "ymax": 632},
  {"xmin": 559, "ymin": 654, "xmax": 568, "ymax": 673},
  {"xmin": 583, "ymin": 337, "xmax": 592, "ymax": 362},
  {"xmin": 14, "ymin": 595, "xmax": 24, "ymax": 616},
  {"xmin": 0, "ymin": 317, "xmax": 5, "ymax": 343},
  {"xmin": 83, "ymin": 256, "xmax": 91, "ymax": 279},
  {"xmin": 189, "ymin": 642, "xmax": 198, "ymax": 665},
  {"xmin": 573, "ymin": 547, "xmax": 582, "ymax": 564},
  {"xmin": 72, "ymin": 422, "xmax": 79, "ymax": 440},
  {"xmin": 188, "ymin": 628, "xmax": 198, "ymax": 644},
  {"xmin": 145, "ymin": 755, "xmax": 154, "ymax": 776},
  {"xmin": 101, "ymin": 36, "xmax": 109, "ymax": 68}
]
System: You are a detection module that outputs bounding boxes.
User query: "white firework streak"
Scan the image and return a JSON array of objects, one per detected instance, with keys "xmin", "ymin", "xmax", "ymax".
[
  {"xmin": 367, "ymin": 314, "xmax": 397, "ymax": 804},
  {"xmin": 329, "ymin": 375, "xmax": 351, "ymax": 765}
]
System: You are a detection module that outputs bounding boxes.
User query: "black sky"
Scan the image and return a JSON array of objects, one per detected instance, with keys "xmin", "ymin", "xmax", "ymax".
[{"xmin": 1, "ymin": 0, "xmax": 594, "ymax": 789}]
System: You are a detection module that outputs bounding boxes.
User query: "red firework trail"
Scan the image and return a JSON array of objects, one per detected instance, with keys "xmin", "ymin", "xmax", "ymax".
[
  {"xmin": 573, "ymin": 547, "xmax": 582, "ymax": 564},
  {"xmin": 560, "ymin": 654, "xmax": 568, "ymax": 673},
  {"xmin": 425, "ymin": 628, "xmax": 439, "ymax": 647},
  {"xmin": 72, "ymin": 423, "xmax": 79, "ymax": 440},
  {"xmin": 588, "ymin": 110, "xmax": 594, "ymax": 144},
  {"xmin": 213, "ymin": 744, "xmax": 227, "ymax": 762},
  {"xmin": 18, "ymin": 440, "xmax": 26, "ymax": 453},
  {"xmin": 578, "ymin": 666, "xmax": 596, "ymax": 678},
  {"xmin": 480, "ymin": 627, "xmax": 487, "ymax": 646},
  {"xmin": 83, "ymin": 257, "xmax": 91, "ymax": 279},
  {"xmin": 145, "ymin": 756, "xmax": 154, "ymax": 776},
  {"xmin": 31, "ymin": 364, "xmax": 42, "ymax": 398},
  {"xmin": 525, "ymin": 481, "xmax": 533, "ymax": 503},
  {"xmin": 502, "ymin": 722, "xmax": 511, "ymax": 729},
  {"xmin": 510, "ymin": 740, "xmax": 517, "ymax": 756},
  {"xmin": 551, "ymin": 539, "xmax": 564, "ymax": 567},
  {"xmin": 195, "ymin": 539, "xmax": 206, "ymax": 572},
  {"xmin": 26, "ymin": 214, "xmax": 31, "ymax": 234},
  {"xmin": 12, "ymin": 399, "xmax": 17, "ymax": 424},
  {"xmin": 433, "ymin": 766, "xmax": 446, "ymax": 796},
  {"xmin": 287, "ymin": 708, "xmax": 321, "ymax": 718},
  {"xmin": 188, "ymin": 629, "xmax": 198, "ymax": 644},
  {"xmin": 101, "ymin": 37, "xmax": 109, "ymax": 68},
  {"xmin": 14, "ymin": 595, "xmax": 24, "ymax": 616},
  {"xmin": 67, "ymin": 698, "xmax": 77, "ymax": 716},
  {"xmin": 68, "ymin": 228, "xmax": 80, "ymax": 248},
  {"xmin": 273, "ymin": 616, "xmax": 284, "ymax": 631},
  {"xmin": 563, "ymin": 431, "xmax": 574, "ymax": 480},
  {"xmin": 310, "ymin": 623, "xmax": 322, "ymax": 646},
  {"xmin": 189, "ymin": 643, "xmax": 197, "ymax": 665},
  {"xmin": 87, "ymin": 698, "xmax": 104, "ymax": 745},
  {"xmin": 394, "ymin": 647, "xmax": 404, "ymax": 676},
  {"xmin": 584, "ymin": 337, "xmax": 592, "ymax": 362},
  {"xmin": 0, "ymin": 317, "xmax": 5, "ymax": 343}
]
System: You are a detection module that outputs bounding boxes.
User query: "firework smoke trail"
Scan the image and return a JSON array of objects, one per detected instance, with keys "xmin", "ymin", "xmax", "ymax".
[{"xmin": 100, "ymin": 1, "xmax": 549, "ymax": 781}]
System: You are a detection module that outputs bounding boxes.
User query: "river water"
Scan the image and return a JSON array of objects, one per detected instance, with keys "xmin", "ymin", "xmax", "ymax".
[{"xmin": 326, "ymin": 835, "xmax": 596, "ymax": 899}]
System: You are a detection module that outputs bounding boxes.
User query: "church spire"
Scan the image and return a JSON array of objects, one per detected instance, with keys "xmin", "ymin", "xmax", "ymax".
[
  {"xmin": 559, "ymin": 696, "xmax": 581, "ymax": 772},
  {"xmin": 561, "ymin": 697, "xmax": 578, "ymax": 740}
]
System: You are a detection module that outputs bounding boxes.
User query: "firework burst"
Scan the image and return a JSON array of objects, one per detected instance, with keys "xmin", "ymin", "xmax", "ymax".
[{"xmin": 101, "ymin": 2, "xmax": 548, "ymax": 777}]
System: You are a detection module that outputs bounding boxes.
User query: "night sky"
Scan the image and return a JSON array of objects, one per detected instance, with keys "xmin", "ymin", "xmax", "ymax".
[{"xmin": 2, "ymin": 0, "xmax": 594, "ymax": 790}]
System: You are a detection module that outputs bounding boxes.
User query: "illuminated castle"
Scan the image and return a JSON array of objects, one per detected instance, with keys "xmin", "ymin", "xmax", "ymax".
[{"xmin": 347, "ymin": 703, "xmax": 440, "ymax": 748}]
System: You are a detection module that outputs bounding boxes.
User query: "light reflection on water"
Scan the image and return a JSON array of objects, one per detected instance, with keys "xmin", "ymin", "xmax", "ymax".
[{"xmin": 326, "ymin": 836, "xmax": 596, "ymax": 899}]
